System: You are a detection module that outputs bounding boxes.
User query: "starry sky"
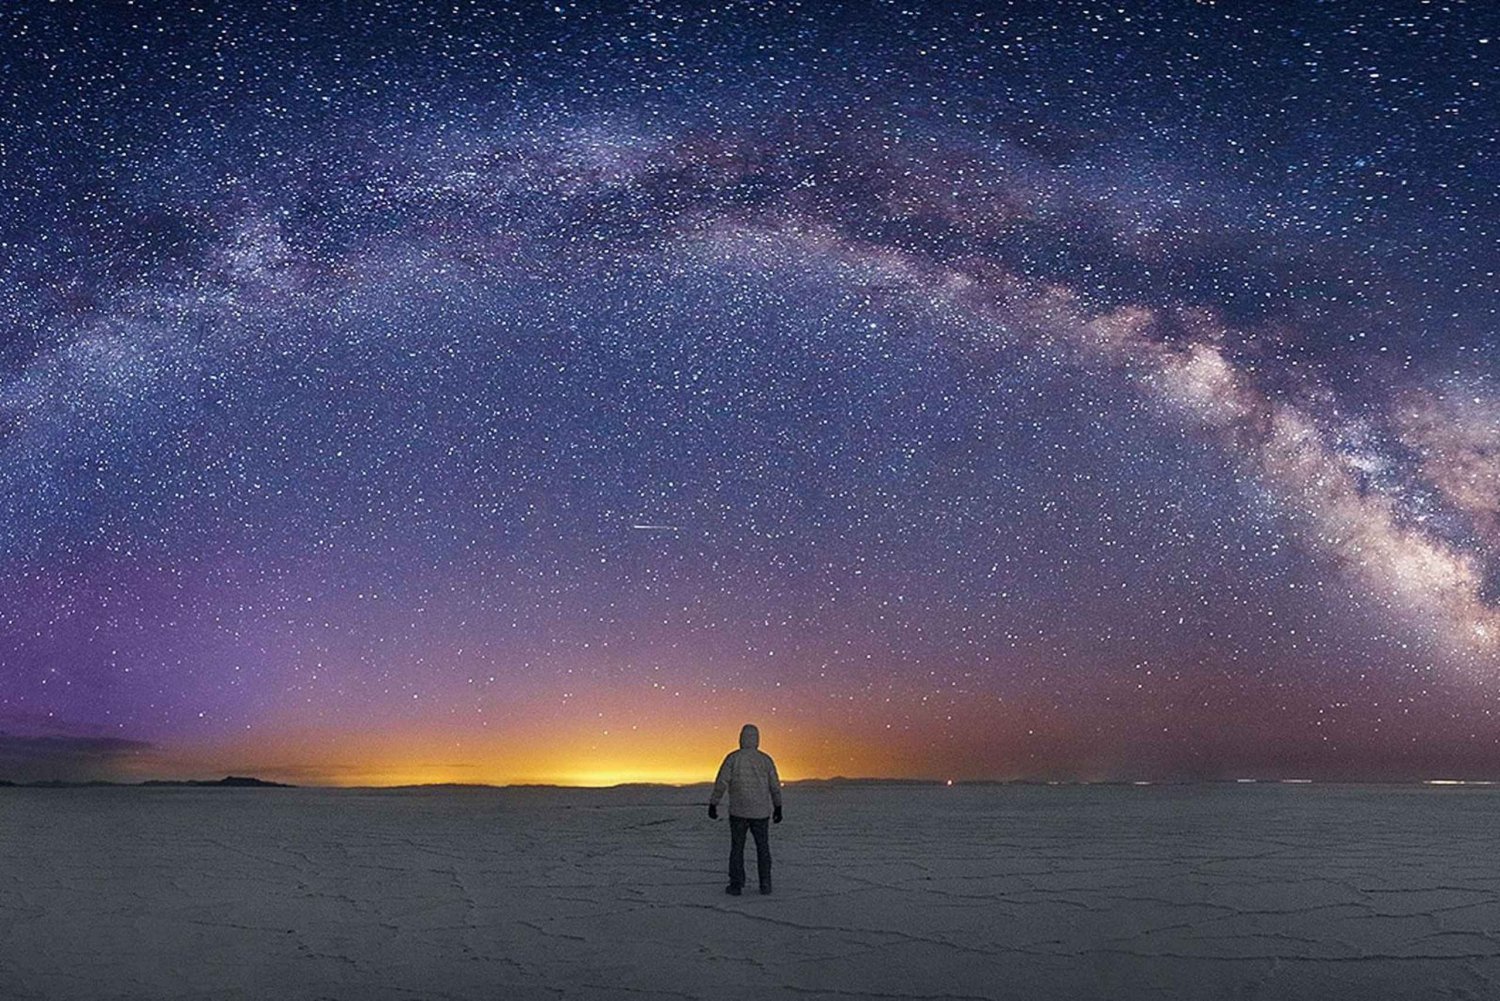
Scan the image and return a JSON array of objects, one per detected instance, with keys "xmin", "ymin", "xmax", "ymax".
[{"xmin": 0, "ymin": 0, "xmax": 1495, "ymax": 785}]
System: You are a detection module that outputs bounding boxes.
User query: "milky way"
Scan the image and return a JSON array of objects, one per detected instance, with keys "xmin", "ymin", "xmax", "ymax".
[{"xmin": 0, "ymin": 1, "xmax": 1495, "ymax": 784}]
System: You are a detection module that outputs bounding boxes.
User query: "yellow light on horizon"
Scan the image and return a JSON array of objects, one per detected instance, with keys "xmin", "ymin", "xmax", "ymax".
[
  {"xmin": 536, "ymin": 766, "xmax": 713, "ymax": 788},
  {"xmin": 145, "ymin": 693, "xmax": 956, "ymax": 788}
]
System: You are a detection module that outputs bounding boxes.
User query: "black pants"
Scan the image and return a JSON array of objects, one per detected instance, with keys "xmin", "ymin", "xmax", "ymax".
[{"xmin": 728, "ymin": 815, "xmax": 772, "ymax": 888}]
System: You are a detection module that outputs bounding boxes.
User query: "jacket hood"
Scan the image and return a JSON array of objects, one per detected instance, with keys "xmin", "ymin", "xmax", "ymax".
[{"xmin": 738, "ymin": 724, "xmax": 759, "ymax": 750}]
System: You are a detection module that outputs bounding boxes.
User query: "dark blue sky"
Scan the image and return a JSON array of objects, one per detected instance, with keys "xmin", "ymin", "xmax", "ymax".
[{"xmin": 0, "ymin": 1, "xmax": 1495, "ymax": 784}]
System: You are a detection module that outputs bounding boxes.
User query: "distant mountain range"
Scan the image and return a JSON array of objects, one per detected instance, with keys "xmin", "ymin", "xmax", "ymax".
[{"xmin": 0, "ymin": 775, "xmax": 293, "ymax": 789}]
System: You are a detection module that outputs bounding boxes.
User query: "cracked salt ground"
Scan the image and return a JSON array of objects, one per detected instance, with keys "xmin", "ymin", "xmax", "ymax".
[{"xmin": 3, "ymin": 784, "xmax": 1499, "ymax": 1000}]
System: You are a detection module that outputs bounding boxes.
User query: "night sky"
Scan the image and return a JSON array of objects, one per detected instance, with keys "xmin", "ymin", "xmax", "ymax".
[{"xmin": 1, "ymin": 1, "xmax": 1495, "ymax": 785}]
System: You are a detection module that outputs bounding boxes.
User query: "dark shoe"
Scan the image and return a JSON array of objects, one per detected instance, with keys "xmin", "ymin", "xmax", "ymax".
[
  {"xmin": 760, "ymin": 882, "xmax": 772, "ymax": 895},
  {"xmin": 725, "ymin": 884, "xmax": 742, "ymax": 896}
]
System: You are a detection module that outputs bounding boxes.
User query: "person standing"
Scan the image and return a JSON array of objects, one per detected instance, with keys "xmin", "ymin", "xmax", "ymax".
[{"xmin": 707, "ymin": 723, "xmax": 783, "ymax": 895}]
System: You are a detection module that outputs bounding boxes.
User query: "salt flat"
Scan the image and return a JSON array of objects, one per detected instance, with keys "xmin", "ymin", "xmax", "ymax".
[{"xmin": 2, "ymin": 783, "xmax": 1498, "ymax": 1000}]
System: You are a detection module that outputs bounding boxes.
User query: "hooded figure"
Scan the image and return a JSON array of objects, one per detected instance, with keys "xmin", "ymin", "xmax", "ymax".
[{"xmin": 708, "ymin": 723, "xmax": 783, "ymax": 895}]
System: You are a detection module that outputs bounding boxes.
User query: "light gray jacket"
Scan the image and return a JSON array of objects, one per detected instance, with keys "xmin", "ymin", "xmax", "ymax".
[{"xmin": 710, "ymin": 724, "xmax": 783, "ymax": 819}]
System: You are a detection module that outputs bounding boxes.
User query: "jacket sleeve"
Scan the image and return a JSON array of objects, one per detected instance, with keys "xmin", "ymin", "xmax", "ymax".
[
  {"xmin": 710, "ymin": 752, "xmax": 733, "ymax": 805},
  {"xmin": 768, "ymin": 755, "xmax": 782, "ymax": 809}
]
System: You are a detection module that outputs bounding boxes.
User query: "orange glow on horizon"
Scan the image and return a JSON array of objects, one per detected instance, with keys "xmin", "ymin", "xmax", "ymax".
[
  {"xmin": 144, "ymin": 714, "xmax": 874, "ymax": 787},
  {"xmin": 120, "ymin": 685, "xmax": 1044, "ymax": 787},
  {"xmin": 142, "ymin": 738, "xmax": 828, "ymax": 789}
]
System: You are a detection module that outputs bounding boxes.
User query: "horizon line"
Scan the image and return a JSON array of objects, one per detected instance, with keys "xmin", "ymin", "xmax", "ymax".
[{"xmin": 9, "ymin": 775, "xmax": 1500, "ymax": 790}]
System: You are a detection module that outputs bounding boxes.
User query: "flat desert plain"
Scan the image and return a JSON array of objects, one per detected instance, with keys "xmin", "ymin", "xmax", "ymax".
[{"xmin": 3, "ymin": 783, "xmax": 1498, "ymax": 999}]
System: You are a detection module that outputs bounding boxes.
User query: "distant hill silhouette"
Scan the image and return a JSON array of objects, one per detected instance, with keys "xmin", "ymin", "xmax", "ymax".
[
  {"xmin": 0, "ymin": 775, "xmax": 292, "ymax": 789},
  {"xmin": 141, "ymin": 775, "xmax": 293, "ymax": 788},
  {"xmin": 789, "ymin": 776, "xmax": 943, "ymax": 786}
]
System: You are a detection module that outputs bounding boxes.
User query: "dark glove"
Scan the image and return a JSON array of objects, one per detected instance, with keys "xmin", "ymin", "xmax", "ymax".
[
  {"xmin": 773, "ymin": 806, "xmax": 783, "ymax": 824},
  {"xmin": 708, "ymin": 803, "xmax": 718, "ymax": 820}
]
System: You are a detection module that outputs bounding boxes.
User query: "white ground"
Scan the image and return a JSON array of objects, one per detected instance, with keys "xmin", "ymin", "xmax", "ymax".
[{"xmin": 3, "ymin": 783, "xmax": 1499, "ymax": 999}]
